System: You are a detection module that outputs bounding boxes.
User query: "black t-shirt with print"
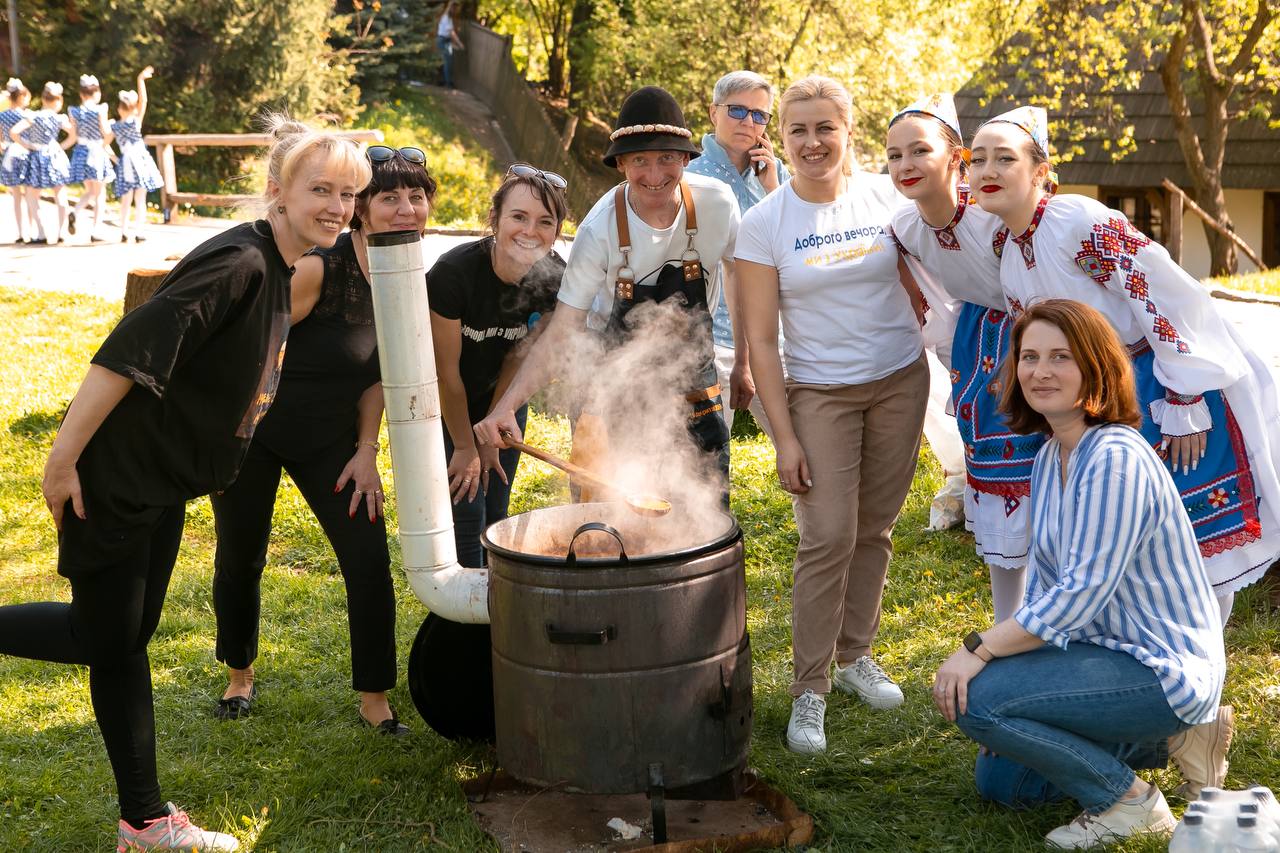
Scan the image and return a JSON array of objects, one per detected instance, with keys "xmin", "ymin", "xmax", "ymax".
[
  {"xmin": 252, "ymin": 231, "xmax": 381, "ymax": 460},
  {"xmin": 426, "ymin": 237, "xmax": 564, "ymax": 423},
  {"xmin": 63, "ymin": 220, "xmax": 292, "ymax": 572}
]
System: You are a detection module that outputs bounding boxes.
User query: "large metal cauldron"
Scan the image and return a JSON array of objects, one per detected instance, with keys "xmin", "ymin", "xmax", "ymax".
[{"xmin": 483, "ymin": 502, "xmax": 752, "ymax": 794}]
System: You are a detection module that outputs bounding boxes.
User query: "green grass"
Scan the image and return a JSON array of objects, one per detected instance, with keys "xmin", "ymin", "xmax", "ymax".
[
  {"xmin": 1, "ymin": 285, "xmax": 1278, "ymax": 851},
  {"xmin": 1206, "ymin": 268, "xmax": 1280, "ymax": 298}
]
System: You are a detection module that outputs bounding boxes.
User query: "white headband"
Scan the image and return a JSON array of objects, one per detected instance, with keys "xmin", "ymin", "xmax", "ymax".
[
  {"xmin": 79, "ymin": 74, "xmax": 99, "ymax": 89},
  {"xmin": 5, "ymin": 77, "xmax": 22, "ymax": 93},
  {"xmin": 43, "ymin": 82, "xmax": 63, "ymax": 99},
  {"xmin": 118, "ymin": 89, "xmax": 139, "ymax": 107}
]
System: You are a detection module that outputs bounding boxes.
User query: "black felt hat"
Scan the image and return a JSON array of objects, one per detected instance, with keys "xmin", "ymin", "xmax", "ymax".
[{"xmin": 602, "ymin": 86, "xmax": 701, "ymax": 168}]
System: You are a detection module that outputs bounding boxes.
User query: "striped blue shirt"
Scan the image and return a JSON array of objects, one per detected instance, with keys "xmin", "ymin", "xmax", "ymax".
[{"xmin": 1016, "ymin": 424, "xmax": 1226, "ymax": 725}]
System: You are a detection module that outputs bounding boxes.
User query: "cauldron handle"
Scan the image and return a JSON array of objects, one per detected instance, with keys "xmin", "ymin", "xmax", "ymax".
[{"xmin": 565, "ymin": 522, "xmax": 629, "ymax": 567}]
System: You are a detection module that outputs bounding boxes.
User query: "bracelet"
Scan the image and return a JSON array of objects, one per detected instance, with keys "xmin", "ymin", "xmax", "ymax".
[{"xmin": 356, "ymin": 440, "xmax": 380, "ymax": 452}]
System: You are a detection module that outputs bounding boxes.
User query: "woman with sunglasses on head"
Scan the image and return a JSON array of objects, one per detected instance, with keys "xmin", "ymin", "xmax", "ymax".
[
  {"xmin": 426, "ymin": 164, "xmax": 568, "ymax": 567},
  {"xmin": 209, "ymin": 144, "xmax": 435, "ymax": 736}
]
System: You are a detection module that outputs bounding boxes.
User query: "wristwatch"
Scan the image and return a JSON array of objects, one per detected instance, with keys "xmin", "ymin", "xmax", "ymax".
[{"xmin": 963, "ymin": 631, "xmax": 990, "ymax": 660}]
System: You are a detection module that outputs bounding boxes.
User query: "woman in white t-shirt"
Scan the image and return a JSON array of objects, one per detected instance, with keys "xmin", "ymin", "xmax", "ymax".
[
  {"xmin": 736, "ymin": 75, "xmax": 929, "ymax": 756},
  {"xmin": 436, "ymin": 1, "xmax": 464, "ymax": 88}
]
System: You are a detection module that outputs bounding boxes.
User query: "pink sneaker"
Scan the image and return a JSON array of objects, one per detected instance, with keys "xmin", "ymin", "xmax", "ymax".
[{"xmin": 116, "ymin": 802, "xmax": 239, "ymax": 852}]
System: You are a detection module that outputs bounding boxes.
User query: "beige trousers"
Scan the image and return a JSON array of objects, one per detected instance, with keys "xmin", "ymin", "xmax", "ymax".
[{"xmin": 786, "ymin": 353, "xmax": 930, "ymax": 697}]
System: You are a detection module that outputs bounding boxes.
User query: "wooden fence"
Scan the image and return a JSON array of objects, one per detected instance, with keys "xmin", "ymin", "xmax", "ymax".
[
  {"xmin": 455, "ymin": 22, "xmax": 610, "ymax": 217},
  {"xmin": 144, "ymin": 130, "xmax": 384, "ymax": 223}
]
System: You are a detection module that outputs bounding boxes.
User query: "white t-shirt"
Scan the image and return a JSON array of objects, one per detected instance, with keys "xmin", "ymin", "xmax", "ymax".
[
  {"xmin": 558, "ymin": 172, "xmax": 740, "ymax": 330},
  {"xmin": 437, "ymin": 13, "xmax": 454, "ymax": 38},
  {"xmin": 735, "ymin": 172, "xmax": 922, "ymax": 385}
]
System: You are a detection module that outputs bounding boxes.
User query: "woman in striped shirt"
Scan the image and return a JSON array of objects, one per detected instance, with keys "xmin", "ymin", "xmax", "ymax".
[{"xmin": 932, "ymin": 299, "xmax": 1230, "ymax": 850}]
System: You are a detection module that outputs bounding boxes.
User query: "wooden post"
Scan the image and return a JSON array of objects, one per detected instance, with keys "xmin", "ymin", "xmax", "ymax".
[
  {"xmin": 123, "ymin": 267, "xmax": 175, "ymax": 315},
  {"xmin": 1161, "ymin": 178, "xmax": 1268, "ymax": 271},
  {"xmin": 157, "ymin": 143, "xmax": 177, "ymax": 223},
  {"xmin": 1167, "ymin": 187, "xmax": 1183, "ymax": 264}
]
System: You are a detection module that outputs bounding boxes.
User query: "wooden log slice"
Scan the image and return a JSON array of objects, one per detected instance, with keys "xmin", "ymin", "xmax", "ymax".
[{"xmin": 123, "ymin": 267, "xmax": 175, "ymax": 315}]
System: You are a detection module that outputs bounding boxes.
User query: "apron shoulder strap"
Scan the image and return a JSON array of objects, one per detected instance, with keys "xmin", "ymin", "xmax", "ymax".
[
  {"xmin": 680, "ymin": 179, "xmax": 698, "ymax": 235},
  {"xmin": 613, "ymin": 183, "xmax": 631, "ymax": 253}
]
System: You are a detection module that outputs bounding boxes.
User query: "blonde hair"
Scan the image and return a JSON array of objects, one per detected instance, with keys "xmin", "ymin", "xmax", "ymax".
[
  {"xmin": 779, "ymin": 75, "xmax": 855, "ymax": 176},
  {"xmin": 258, "ymin": 113, "xmax": 372, "ymax": 214}
]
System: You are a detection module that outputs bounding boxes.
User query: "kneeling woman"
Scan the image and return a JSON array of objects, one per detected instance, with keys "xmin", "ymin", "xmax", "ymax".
[
  {"xmin": 426, "ymin": 165, "xmax": 567, "ymax": 567},
  {"xmin": 211, "ymin": 145, "xmax": 436, "ymax": 734},
  {"xmin": 933, "ymin": 299, "xmax": 1230, "ymax": 850}
]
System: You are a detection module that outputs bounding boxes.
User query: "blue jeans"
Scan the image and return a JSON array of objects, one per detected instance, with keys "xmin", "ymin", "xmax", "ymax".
[
  {"xmin": 437, "ymin": 36, "xmax": 455, "ymax": 87},
  {"xmin": 442, "ymin": 406, "xmax": 525, "ymax": 568},
  {"xmin": 956, "ymin": 643, "xmax": 1191, "ymax": 814}
]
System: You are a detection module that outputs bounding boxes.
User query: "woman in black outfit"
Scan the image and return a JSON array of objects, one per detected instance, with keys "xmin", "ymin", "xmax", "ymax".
[
  {"xmin": 427, "ymin": 165, "xmax": 568, "ymax": 566},
  {"xmin": 0, "ymin": 120, "xmax": 369, "ymax": 852},
  {"xmin": 210, "ymin": 145, "xmax": 435, "ymax": 735}
]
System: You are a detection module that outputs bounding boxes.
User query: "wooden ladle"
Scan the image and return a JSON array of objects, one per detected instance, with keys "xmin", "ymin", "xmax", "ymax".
[{"xmin": 499, "ymin": 432, "xmax": 672, "ymax": 518}]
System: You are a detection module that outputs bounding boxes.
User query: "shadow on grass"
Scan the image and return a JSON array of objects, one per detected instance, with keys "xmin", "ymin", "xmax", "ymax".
[{"xmin": 8, "ymin": 408, "xmax": 65, "ymax": 438}]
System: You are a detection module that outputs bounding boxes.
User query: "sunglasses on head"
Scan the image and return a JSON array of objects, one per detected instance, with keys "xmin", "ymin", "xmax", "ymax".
[
  {"xmin": 507, "ymin": 162, "xmax": 568, "ymax": 190},
  {"xmin": 716, "ymin": 103, "xmax": 770, "ymax": 126},
  {"xmin": 367, "ymin": 145, "xmax": 427, "ymax": 166}
]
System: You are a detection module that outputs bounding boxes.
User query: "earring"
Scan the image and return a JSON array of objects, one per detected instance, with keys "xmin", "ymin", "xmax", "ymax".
[{"xmin": 276, "ymin": 205, "xmax": 285, "ymax": 214}]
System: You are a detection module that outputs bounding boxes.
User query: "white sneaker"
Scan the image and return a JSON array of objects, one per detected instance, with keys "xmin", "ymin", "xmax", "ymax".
[
  {"xmin": 833, "ymin": 656, "xmax": 904, "ymax": 709},
  {"xmin": 786, "ymin": 689, "xmax": 827, "ymax": 754},
  {"xmin": 1044, "ymin": 786, "xmax": 1175, "ymax": 849},
  {"xmin": 116, "ymin": 802, "xmax": 240, "ymax": 852}
]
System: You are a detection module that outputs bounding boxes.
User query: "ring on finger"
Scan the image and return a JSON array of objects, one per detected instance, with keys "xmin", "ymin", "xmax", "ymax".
[
  {"xmin": 374, "ymin": 490, "xmax": 383, "ymax": 496},
  {"xmin": 354, "ymin": 489, "xmax": 364, "ymax": 496}
]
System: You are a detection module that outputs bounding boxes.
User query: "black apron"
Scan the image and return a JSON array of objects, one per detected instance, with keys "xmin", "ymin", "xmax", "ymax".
[{"xmin": 605, "ymin": 181, "xmax": 730, "ymax": 484}]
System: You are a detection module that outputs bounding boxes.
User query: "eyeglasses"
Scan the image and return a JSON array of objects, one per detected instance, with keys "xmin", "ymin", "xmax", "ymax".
[
  {"xmin": 506, "ymin": 162, "xmax": 568, "ymax": 190},
  {"xmin": 715, "ymin": 103, "xmax": 770, "ymax": 126},
  {"xmin": 367, "ymin": 145, "xmax": 428, "ymax": 166}
]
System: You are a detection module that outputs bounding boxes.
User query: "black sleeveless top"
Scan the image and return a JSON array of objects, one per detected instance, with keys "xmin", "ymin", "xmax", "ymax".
[{"xmin": 253, "ymin": 231, "xmax": 381, "ymax": 459}]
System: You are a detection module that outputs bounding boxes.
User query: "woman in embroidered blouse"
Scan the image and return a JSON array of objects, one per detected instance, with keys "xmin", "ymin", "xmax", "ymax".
[
  {"xmin": 933, "ymin": 299, "xmax": 1229, "ymax": 850},
  {"xmin": 968, "ymin": 105, "xmax": 1280, "ymax": 621},
  {"xmin": 886, "ymin": 93, "xmax": 1044, "ymax": 623}
]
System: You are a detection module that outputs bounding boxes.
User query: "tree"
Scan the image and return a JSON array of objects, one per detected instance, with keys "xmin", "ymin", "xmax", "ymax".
[{"xmin": 974, "ymin": 0, "xmax": 1279, "ymax": 275}]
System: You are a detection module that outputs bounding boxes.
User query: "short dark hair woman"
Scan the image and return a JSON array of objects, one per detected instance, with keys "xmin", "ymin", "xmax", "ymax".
[
  {"xmin": 0, "ymin": 119, "xmax": 369, "ymax": 851},
  {"xmin": 426, "ymin": 165, "xmax": 567, "ymax": 567},
  {"xmin": 932, "ymin": 299, "xmax": 1231, "ymax": 850},
  {"xmin": 211, "ymin": 144, "xmax": 437, "ymax": 736}
]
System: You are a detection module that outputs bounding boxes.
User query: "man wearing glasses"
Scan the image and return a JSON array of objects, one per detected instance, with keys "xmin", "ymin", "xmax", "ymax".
[
  {"xmin": 686, "ymin": 71, "xmax": 790, "ymax": 439},
  {"xmin": 474, "ymin": 85, "xmax": 740, "ymax": 498}
]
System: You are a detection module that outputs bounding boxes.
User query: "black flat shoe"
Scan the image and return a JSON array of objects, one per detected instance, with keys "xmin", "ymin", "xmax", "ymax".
[
  {"xmin": 68, "ymin": 212, "xmax": 76, "ymax": 234},
  {"xmin": 29, "ymin": 237, "xmax": 47, "ymax": 245},
  {"xmin": 215, "ymin": 685, "xmax": 257, "ymax": 720},
  {"xmin": 90, "ymin": 235, "xmax": 107, "ymax": 243},
  {"xmin": 360, "ymin": 709, "xmax": 410, "ymax": 737}
]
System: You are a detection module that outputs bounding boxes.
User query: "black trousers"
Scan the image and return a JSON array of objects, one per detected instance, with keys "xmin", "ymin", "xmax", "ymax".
[
  {"xmin": 210, "ymin": 434, "xmax": 396, "ymax": 692},
  {"xmin": 442, "ymin": 406, "xmax": 526, "ymax": 568},
  {"xmin": 0, "ymin": 503, "xmax": 185, "ymax": 823}
]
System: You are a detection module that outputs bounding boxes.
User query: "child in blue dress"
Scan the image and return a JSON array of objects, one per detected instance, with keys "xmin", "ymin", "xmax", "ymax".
[
  {"xmin": 0, "ymin": 77, "xmax": 35, "ymax": 243},
  {"xmin": 68, "ymin": 74, "xmax": 116, "ymax": 243},
  {"xmin": 8, "ymin": 81, "xmax": 72, "ymax": 243},
  {"xmin": 112, "ymin": 67, "xmax": 163, "ymax": 243}
]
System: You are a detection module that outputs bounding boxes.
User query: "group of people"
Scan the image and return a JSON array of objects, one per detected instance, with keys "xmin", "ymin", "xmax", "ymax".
[
  {"xmin": 1, "ymin": 68, "xmax": 162, "ymax": 245},
  {"xmin": 0, "ymin": 62, "xmax": 1277, "ymax": 852}
]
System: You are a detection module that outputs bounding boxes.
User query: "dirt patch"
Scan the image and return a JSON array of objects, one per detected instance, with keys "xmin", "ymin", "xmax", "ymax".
[{"xmin": 416, "ymin": 83, "xmax": 517, "ymax": 168}]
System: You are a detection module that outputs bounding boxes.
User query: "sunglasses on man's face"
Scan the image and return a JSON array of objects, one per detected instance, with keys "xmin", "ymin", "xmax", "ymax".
[
  {"xmin": 716, "ymin": 103, "xmax": 770, "ymax": 126},
  {"xmin": 367, "ymin": 145, "xmax": 428, "ymax": 166},
  {"xmin": 507, "ymin": 162, "xmax": 568, "ymax": 190}
]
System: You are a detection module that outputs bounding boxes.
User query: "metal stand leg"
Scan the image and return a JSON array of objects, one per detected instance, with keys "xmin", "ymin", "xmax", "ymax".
[{"xmin": 649, "ymin": 762, "xmax": 667, "ymax": 844}]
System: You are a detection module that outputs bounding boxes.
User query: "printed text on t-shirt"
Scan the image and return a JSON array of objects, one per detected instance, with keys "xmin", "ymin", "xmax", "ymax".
[
  {"xmin": 463, "ymin": 324, "xmax": 528, "ymax": 343},
  {"xmin": 794, "ymin": 225, "xmax": 885, "ymax": 252}
]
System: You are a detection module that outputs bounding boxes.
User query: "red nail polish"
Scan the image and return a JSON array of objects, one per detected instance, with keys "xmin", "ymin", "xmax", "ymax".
[
  {"xmin": 349, "ymin": 511, "xmax": 355, "ymax": 519},
  {"xmin": 334, "ymin": 484, "xmax": 340, "ymax": 493}
]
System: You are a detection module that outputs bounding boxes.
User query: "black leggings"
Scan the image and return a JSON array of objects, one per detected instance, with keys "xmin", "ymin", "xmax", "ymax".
[
  {"xmin": 210, "ymin": 435, "xmax": 396, "ymax": 692},
  {"xmin": 0, "ymin": 504, "xmax": 185, "ymax": 823}
]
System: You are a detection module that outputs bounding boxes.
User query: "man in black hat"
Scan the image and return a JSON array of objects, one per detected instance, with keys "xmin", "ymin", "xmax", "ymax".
[{"xmin": 474, "ymin": 85, "xmax": 740, "ymax": 493}]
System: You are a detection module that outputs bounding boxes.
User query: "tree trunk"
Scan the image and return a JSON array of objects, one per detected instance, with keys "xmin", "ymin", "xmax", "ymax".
[{"xmin": 566, "ymin": 0, "xmax": 596, "ymax": 111}]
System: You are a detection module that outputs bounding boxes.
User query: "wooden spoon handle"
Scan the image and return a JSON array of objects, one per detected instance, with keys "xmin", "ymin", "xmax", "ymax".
[{"xmin": 501, "ymin": 434, "xmax": 617, "ymax": 493}]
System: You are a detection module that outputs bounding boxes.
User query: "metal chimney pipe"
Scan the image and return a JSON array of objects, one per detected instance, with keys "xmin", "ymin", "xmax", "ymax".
[{"xmin": 366, "ymin": 230, "xmax": 489, "ymax": 623}]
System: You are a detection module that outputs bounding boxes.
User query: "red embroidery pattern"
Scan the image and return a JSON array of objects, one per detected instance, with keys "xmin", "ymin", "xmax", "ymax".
[
  {"xmin": 1208, "ymin": 488, "xmax": 1230, "ymax": 509},
  {"xmin": 1073, "ymin": 216, "xmax": 1189, "ymax": 354},
  {"xmin": 981, "ymin": 355, "xmax": 995, "ymax": 373},
  {"xmin": 1011, "ymin": 195, "xmax": 1050, "ymax": 269},
  {"xmin": 932, "ymin": 188, "xmax": 972, "ymax": 252},
  {"xmin": 887, "ymin": 226, "xmax": 915, "ymax": 259},
  {"xmin": 1006, "ymin": 296, "xmax": 1024, "ymax": 318},
  {"xmin": 993, "ymin": 227, "xmax": 1009, "ymax": 259}
]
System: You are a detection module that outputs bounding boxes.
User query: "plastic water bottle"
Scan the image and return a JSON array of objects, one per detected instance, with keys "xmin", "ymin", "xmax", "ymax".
[
  {"xmin": 1230, "ymin": 815, "xmax": 1280, "ymax": 852},
  {"xmin": 1170, "ymin": 813, "xmax": 1220, "ymax": 853},
  {"xmin": 1191, "ymin": 799, "xmax": 1236, "ymax": 846},
  {"xmin": 1240, "ymin": 801, "xmax": 1280, "ymax": 845},
  {"xmin": 1250, "ymin": 787, "xmax": 1280, "ymax": 839}
]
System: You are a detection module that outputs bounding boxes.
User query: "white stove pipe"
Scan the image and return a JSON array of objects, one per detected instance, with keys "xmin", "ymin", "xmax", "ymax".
[{"xmin": 366, "ymin": 230, "xmax": 489, "ymax": 623}]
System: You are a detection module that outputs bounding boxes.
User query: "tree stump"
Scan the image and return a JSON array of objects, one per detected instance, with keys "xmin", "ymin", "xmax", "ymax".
[{"xmin": 123, "ymin": 267, "xmax": 175, "ymax": 315}]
